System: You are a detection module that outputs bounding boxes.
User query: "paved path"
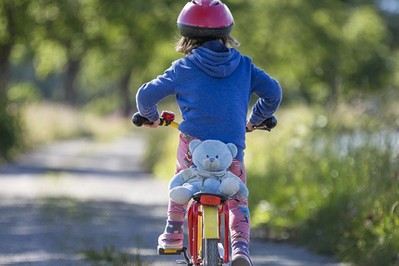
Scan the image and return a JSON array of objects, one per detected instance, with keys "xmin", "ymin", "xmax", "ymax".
[{"xmin": 0, "ymin": 133, "xmax": 344, "ymax": 266}]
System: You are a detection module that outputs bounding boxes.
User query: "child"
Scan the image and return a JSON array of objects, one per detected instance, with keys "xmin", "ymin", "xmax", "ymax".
[{"xmin": 135, "ymin": 1, "xmax": 282, "ymax": 265}]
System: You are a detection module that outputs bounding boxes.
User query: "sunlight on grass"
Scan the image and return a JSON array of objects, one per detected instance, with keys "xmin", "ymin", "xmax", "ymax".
[
  {"xmin": 21, "ymin": 102, "xmax": 130, "ymax": 149},
  {"xmin": 81, "ymin": 245, "xmax": 150, "ymax": 266},
  {"xmin": 246, "ymin": 104, "xmax": 399, "ymax": 265}
]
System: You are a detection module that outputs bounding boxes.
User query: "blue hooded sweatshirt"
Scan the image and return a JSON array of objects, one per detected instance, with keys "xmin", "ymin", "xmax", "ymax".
[{"xmin": 136, "ymin": 41, "xmax": 282, "ymax": 161}]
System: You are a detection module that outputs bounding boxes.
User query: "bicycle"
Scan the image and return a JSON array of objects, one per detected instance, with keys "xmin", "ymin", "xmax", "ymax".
[{"xmin": 132, "ymin": 111, "xmax": 276, "ymax": 266}]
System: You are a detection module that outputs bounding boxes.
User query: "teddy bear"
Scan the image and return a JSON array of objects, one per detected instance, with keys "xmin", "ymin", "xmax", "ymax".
[{"xmin": 168, "ymin": 139, "xmax": 249, "ymax": 205}]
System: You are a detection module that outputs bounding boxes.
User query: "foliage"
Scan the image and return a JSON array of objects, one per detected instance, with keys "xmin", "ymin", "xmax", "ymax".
[
  {"xmin": 77, "ymin": 0, "xmax": 181, "ymax": 114},
  {"xmin": 232, "ymin": 1, "xmax": 390, "ymax": 106},
  {"xmin": 246, "ymin": 104, "xmax": 399, "ymax": 265},
  {"xmin": 2, "ymin": 0, "xmax": 399, "ymax": 160},
  {"xmin": 7, "ymin": 82, "xmax": 41, "ymax": 103},
  {"xmin": 2, "ymin": 0, "xmax": 397, "ymax": 109},
  {"xmin": 0, "ymin": 100, "xmax": 22, "ymax": 163},
  {"xmin": 0, "ymin": 1, "xmax": 32, "ymax": 162}
]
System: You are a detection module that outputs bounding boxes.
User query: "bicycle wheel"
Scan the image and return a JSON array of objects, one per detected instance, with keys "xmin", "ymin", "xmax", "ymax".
[{"xmin": 202, "ymin": 238, "xmax": 221, "ymax": 266}]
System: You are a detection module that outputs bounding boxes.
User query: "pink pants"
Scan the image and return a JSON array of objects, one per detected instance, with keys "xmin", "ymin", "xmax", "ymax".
[{"xmin": 167, "ymin": 133, "xmax": 251, "ymax": 245}]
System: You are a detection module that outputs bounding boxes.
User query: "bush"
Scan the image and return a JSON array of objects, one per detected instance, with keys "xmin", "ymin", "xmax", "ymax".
[{"xmin": 247, "ymin": 106, "xmax": 399, "ymax": 265}]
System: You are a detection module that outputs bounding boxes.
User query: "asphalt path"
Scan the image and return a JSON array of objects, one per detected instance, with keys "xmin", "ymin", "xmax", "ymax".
[{"xmin": 0, "ymin": 133, "xmax": 345, "ymax": 266}]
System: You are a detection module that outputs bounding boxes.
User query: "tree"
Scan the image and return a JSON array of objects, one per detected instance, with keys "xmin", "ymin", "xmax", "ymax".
[
  {"xmin": 0, "ymin": 0, "xmax": 32, "ymax": 98},
  {"xmin": 0, "ymin": 0, "xmax": 31, "ymax": 161},
  {"xmin": 94, "ymin": 0, "xmax": 181, "ymax": 116},
  {"xmin": 232, "ymin": 0, "xmax": 389, "ymax": 108},
  {"xmin": 28, "ymin": 0, "xmax": 105, "ymax": 106}
]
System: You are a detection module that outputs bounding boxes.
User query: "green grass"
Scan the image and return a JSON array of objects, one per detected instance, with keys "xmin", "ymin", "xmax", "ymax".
[
  {"xmin": 81, "ymin": 245, "xmax": 150, "ymax": 266},
  {"xmin": 246, "ymin": 105, "xmax": 399, "ymax": 265}
]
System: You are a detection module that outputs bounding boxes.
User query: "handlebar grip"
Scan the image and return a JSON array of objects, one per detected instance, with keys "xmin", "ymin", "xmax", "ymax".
[
  {"xmin": 260, "ymin": 116, "xmax": 277, "ymax": 129},
  {"xmin": 253, "ymin": 116, "xmax": 278, "ymax": 131},
  {"xmin": 132, "ymin": 112, "xmax": 152, "ymax": 127}
]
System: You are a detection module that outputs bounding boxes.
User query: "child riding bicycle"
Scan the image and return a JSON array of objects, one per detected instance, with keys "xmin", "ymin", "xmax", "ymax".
[{"xmin": 135, "ymin": 1, "xmax": 282, "ymax": 265}]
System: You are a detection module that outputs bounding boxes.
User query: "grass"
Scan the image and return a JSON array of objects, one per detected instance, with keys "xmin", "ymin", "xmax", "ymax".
[
  {"xmin": 20, "ymin": 102, "xmax": 130, "ymax": 150},
  {"xmin": 81, "ymin": 245, "xmax": 150, "ymax": 266},
  {"xmin": 246, "ymin": 105, "xmax": 399, "ymax": 265},
  {"xmin": 38, "ymin": 197, "xmax": 150, "ymax": 265},
  {"xmin": 39, "ymin": 197, "xmax": 94, "ymax": 223}
]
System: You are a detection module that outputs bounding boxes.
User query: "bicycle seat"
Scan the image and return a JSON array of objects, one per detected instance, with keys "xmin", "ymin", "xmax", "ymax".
[{"xmin": 192, "ymin": 192, "xmax": 228, "ymax": 205}]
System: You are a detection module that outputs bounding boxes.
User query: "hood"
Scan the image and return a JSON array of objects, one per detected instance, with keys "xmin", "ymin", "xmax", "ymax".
[{"xmin": 188, "ymin": 40, "xmax": 241, "ymax": 78}]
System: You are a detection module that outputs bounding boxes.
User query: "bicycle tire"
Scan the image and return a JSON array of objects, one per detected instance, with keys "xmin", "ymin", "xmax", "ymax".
[{"xmin": 202, "ymin": 238, "xmax": 222, "ymax": 266}]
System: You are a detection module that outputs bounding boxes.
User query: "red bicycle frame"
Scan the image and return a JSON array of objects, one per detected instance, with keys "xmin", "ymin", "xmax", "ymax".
[{"xmin": 187, "ymin": 196, "xmax": 230, "ymax": 265}]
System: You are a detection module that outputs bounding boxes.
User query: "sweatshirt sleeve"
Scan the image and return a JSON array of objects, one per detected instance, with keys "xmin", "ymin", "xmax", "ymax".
[
  {"xmin": 135, "ymin": 65, "xmax": 176, "ymax": 122},
  {"xmin": 249, "ymin": 65, "xmax": 282, "ymax": 125}
]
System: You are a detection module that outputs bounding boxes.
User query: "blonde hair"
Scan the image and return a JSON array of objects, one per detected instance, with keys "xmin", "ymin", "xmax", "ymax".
[{"xmin": 176, "ymin": 35, "xmax": 240, "ymax": 55}]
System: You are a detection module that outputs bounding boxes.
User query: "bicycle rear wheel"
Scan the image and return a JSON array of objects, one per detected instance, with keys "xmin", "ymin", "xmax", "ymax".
[{"xmin": 202, "ymin": 238, "xmax": 222, "ymax": 266}]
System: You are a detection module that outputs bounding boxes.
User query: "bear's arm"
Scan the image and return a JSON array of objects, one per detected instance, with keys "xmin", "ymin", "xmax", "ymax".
[
  {"xmin": 228, "ymin": 172, "xmax": 249, "ymax": 198},
  {"xmin": 238, "ymin": 181, "xmax": 249, "ymax": 198},
  {"xmin": 168, "ymin": 168, "xmax": 196, "ymax": 190}
]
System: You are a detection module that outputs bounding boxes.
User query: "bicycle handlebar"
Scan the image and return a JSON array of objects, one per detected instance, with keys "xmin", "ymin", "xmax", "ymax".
[
  {"xmin": 132, "ymin": 111, "xmax": 179, "ymax": 128},
  {"xmin": 132, "ymin": 111, "xmax": 277, "ymax": 131},
  {"xmin": 248, "ymin": 116, "xmax": 277, "ymax": 132},
  {"xmin": 132, "ymin": 113, "xmax": 154, "ymax": 127}
]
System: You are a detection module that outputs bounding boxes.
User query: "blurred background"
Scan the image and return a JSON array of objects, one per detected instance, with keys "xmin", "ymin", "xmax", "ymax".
[{"xmin": 0, "ymin": 0, "xmax": 398, "ymax": 265}]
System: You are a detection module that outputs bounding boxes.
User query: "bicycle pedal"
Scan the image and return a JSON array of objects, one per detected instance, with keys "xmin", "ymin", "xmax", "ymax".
[
  {"xmin": 157, "ymin": 245, "xmax": 183, "ymax": 255},
  {"xmin": 176, "ymin": 260, "xmax": 190, "ymax": 265}
]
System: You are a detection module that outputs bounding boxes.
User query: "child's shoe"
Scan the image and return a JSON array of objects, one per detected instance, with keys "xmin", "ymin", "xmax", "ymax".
[
  {"xmin": 231, "ymin": 241, "xmax": 253, "ymax": 266},
  {"xmin": 157, "ymin": 220, "xmax": 184, "ymax": 250}
]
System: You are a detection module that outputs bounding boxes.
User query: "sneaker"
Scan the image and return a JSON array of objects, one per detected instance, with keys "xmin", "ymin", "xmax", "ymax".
[
  {"xmin": 231, "ymin": 241, "xmax": 253, "ymax": 266},
  {"xmin": 158, "ymin": 232, "xmax": 183, "ymax": 250},
  {"xmin": 231, "ymin": 253, "xmax": 253, "ymax": 266},
  {"xmin": 157, "ymin": 220, "xmax": 184, "ymax": 250}
]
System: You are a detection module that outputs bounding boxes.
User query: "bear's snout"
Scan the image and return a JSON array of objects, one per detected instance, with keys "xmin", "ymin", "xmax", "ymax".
[{"xmin": 203, "ymin": 157, "xmax": 220, "ymax": 170}]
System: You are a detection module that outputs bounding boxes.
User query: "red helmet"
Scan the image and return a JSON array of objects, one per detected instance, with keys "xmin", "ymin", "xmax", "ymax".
[{"xmin": 177, "ymin": 0, "xmax": 234, "ymax": 38}]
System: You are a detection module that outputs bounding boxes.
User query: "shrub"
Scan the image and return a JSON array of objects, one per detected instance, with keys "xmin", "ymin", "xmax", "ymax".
[{"xmin": 247, "ymin": 106, "xmax": 399, "ymax": 265}]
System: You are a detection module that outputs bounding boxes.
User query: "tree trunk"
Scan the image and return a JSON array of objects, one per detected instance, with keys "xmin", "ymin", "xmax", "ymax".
[
  {"xmin": 0, "ymin": 45, "xmax": 12, "ymax": 101},
  {"xmin": 119, "ymin": 70, "xmax": 133, "ymax": 116},
  {"xmin": 64, "ymin": 58, "xmax": 81, "ymax": 106}
]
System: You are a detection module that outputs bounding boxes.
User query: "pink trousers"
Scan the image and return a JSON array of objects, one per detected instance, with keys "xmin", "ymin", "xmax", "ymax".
[{"xmin": 167, "ymin": 133, "xmax": 251, "ymax": 245}]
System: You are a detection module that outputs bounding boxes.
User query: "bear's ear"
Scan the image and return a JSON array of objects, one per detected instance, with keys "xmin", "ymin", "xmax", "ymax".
[
  {"xmin": 227, "ymin": 143, "xmax": 238, "ymax": 158},
  {"xmin": 189, "ymin": 139, "xmax": 202, "ymax": 153}
]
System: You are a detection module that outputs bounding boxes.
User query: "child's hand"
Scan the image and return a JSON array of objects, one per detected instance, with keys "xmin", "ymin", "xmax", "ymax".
[
  {"xmin": 144, "ymin": 118, "xmax": 161, "ymax": 128},
  {"xmin": 246, "ymin": 121, "xmax": 255, "ymax": 132}
]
